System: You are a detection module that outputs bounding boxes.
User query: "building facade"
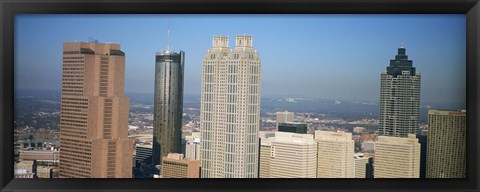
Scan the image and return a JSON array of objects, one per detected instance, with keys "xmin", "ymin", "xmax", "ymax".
[
  {"xmin": 426, "ymin": 110, "xmax": 466, "ymax": 178},
  {"xmin": 185, "ymin": 133, "xmax": 201, "ymax": 161},
  {"xmin": 200, "ymin": 35, "xmax": 262, "ymax": 178},
  {"xmin": 261, "ymin": 132, "xmax": 317, "ymax": 178},
  {"xmin": 259, "ymin": 138, "xmax": 272, "ymax": 178},
  {"xmin": 161, "ymin": 153, "xmax": 200, "ymax": 178},
  {"xmin": 379, "ymin": 45, "xmax": 421, "ymax": 137},
  {"xmin": 19, "ymin": 150, "xmax": 59, "ymax": 163},
  {"xmin": 278, "ymin": 122, "xmax": 308, "ymax": 134},
  {"xmin": 153, "ymin": 50, "xmax": 185, "ymax": 167},
  {"xmin": 374, "ymin": 134, "xmax": 420, "ymax": 178},
  {"xmin": 134, "ymin": 144, "xmax": 153, "ymax": 168},
  {"xmin": 315, "ymin": 131, "xmax": 355, "ymax": 178},
  {"xmin": 417, "ymin": 133, "xmax": 428, "ymax": 178},
  {"xmin": 276, "ymin": 111, "xmax": 294, "ymax": 130},
  {"xmin": 59, "ymin": 42, "xmax": 133, "ymax": 178},
  {"xmin": 354, "ymin": 153, "xmax": 369, "ymax": 178}
]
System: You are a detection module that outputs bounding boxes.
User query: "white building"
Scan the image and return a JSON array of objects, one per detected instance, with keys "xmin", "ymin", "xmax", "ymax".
[
  {"xmin": 261, "ymin": 132, "xmax": 317, "ymax": 178},
  {"xmin": 185, "ymin": 133, "xmax": 201, "ymax": 161},
  {"xmin": 375, "ymin": 134, "xmax": 420, "ymax": 178},
  {"xmin": 354, "ymin": 153, "xmax": 369, "ymax": 178},
  {"xmin": 200, "ymin": 35, "xmax": 261, "ymax": 178},
  {"xmin": 315, "ymin": 131, "xmax": 355, "ymax": 178},
  {"xmin": 362, "ymin": 140, "xmax": 375, "ymax": 152},
  {"xmin": 276, "ymin": 111, "xmax": 294, "ymax": 130}
]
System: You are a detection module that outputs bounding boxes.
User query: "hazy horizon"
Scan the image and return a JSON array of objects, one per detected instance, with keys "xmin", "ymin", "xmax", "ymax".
[{"xmin": 15, "ymin": 14, "xmax": 466, "ymax": 106}]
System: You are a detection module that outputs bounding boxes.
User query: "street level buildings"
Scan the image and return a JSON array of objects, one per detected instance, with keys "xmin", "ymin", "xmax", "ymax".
[
  {"xmin": 200, "ymin": 35, "xmax": 262, "ymax": 178},
  {"xmin": 59, "ymin": 42, "xmax": 133, "ymax": 178},
  {"xmin": 427, "ymin": 109, "xmax": 466, "ymax": 178}
]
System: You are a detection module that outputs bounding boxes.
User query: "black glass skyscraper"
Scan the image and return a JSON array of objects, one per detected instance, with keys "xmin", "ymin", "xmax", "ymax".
[
  {"xmin": 379, "ymin": 44, "xmax": 421, "ymax": 137},
  {"xmin": 152, "ymin": 50, "xmax": 185, "ymax": 167}
]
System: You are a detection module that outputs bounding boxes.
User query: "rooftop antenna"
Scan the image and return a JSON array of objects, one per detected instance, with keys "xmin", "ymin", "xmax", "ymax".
[{"xmin": 167, "ymin": 22, "xmax": 171, "ymax": 51}]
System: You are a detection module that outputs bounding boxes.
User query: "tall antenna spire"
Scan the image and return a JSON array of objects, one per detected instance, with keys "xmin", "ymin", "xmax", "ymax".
[{"xmin": 167, "ymin": 22, "xmax": 171, "ymax": 51}]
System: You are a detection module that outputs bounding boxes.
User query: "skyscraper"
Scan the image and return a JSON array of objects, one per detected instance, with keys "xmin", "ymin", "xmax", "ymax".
[
  {"xmin": 200, "ymin": 35, "xmax": 262, "ymax": 178},
  {"xmin": 379, "ymin": 44, "xmax": 421, "ymax": 137},
  {"xmin": 60, "ymin": 42, "xmax": 133, "ymax": 178},
  {"xmin": 152, "ymin": 49, "xmax": 185, "ymax": 167},
  {"xmin": 315, "ymin": 131, "xmax": 355, "ymax": 178},
  {"xmin": 426, "ymin": 109, "xmax": 466, "ymax": 178},
  {"xmin": 374, "ymin": 134, "xmax": 420, "ymax": 178},
  {"xmin": 260, "ymin": 132, "xmax": 317, "ymax": 178}
]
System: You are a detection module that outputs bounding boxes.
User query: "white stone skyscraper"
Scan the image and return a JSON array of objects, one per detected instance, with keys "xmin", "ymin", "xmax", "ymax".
[
  {"xmin": 379, "ymin": 44, "xmax": 421, "ymax": 137},
  {"xmin": 200, "ymin": 35, "xmax": 262, "ymax": 178},
  {"xmin": 374, "ymin": 134, "xmax": 421, "ymax": 178}
]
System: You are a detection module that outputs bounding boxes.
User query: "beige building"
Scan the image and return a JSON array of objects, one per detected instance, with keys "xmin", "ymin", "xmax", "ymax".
[
  {"xmin": 15, "ymin": 160, "xmax": 36, "ymax": 173},
  {"xmin": 354, "ymin": 153, "xmax": 369, "ymax": 178},
  {"xmin": 259, "ymin": 138, "xmax": 272, "ymax": 178},
  {"xmin": 59, "ymin": 42, "xmax": 133, "ymax": 178},
  {"xmin": 36, "ymin": 166, "xmax": 54, "ymax": 178},
  {"xmin": 161, "ymin": 153, "xmax": 200, "ymax": 178},
  {"xmin": 185, "ymin": 132, "xmax": 201, "ymax": 161},
  {"xmin": 315, "ymin": 131, "xmax": 355, "ymax": 178},
  {"xmin": 200, "ymin": 35, "xmax": 261, "ymax": 178},
  {"xmin": 426, "ymin": 110, "xmax": 466, "ymax": 178},
  {"xmin": 276, "ymin": 111, "xmax": 294, "ymax": 129},
  {"xmin": 374, "ymin": 134, "xmax": 420, "ymax": 178},
  {"xmin": 20, "ymin": 150, "xmax": 59, "ymax": 163},
  {"xmin": 261, "ymin": 132, "xmax": 317, "ymax": 178}
]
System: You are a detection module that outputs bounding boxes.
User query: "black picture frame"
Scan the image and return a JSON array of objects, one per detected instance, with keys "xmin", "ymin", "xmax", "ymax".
[{"xmin": 1, "ymin": 0, "xmax": 479, "ymax": 191}]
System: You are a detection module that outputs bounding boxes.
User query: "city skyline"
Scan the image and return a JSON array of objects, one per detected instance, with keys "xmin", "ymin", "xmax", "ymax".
[
  {"xmin": 15, "ymin": 14, "xmax": 466, "ymax": 105},
  {"xmin": 12, "ymin": 15, "xmax": 467, "ymax": 179}
]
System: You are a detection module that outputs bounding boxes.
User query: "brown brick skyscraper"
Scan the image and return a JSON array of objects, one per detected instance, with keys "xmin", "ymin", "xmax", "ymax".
[{"xmin": 59, "ymin": 42, "xmax": 133, "ymax": 178}]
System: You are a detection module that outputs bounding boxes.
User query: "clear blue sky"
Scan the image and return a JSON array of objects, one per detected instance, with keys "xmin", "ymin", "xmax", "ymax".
[{"xmin": 15, "ymin": 14, "xmax": 466, "ymax": 105}]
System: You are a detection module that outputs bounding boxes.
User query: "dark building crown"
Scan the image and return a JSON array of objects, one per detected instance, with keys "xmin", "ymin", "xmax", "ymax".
[{"xmin": 386, "ymin": 44, "xmax": 416, "ymax": 77}]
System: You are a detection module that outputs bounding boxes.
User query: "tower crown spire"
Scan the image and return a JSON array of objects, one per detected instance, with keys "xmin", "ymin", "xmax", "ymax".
[{"xmin": 167, "ymin": 23, "xmax": 171, "ymax": 51}]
